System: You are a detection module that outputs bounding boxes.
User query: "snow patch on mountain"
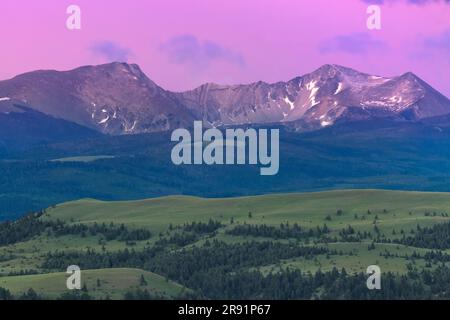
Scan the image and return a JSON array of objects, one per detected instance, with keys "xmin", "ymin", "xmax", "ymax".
[
  {"xmin": 306, "ymin": 80, "xmax": 320, "ymax": 107},
  {"xmin": 99, "ymin": 115, "xmax": 109, "ymax": 124},
  {"xmin": 125, "ymin": 120, "xmax": 138, "ymax": 133},
  {"xmin": 284, "ymin": 96, "xmax": 295, "ymax": 110},
  {"xmin": 334, "ymin": 83, "xmax": 343, "ymax": 95}
]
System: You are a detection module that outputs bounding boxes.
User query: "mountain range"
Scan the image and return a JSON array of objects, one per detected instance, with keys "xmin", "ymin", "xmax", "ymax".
[
  {"xmin": 1, "ymin": 62, "xmax": 449, "ymax": 136},
  {"xmin": 2, "ymin": 63, "xmax": 450, "ymax": 219}
]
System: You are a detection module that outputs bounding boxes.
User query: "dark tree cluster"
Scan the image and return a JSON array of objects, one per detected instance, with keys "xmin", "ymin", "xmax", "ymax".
[
  {"xmin": 52, "ymin": 222, "xmax": 152, "ymax": 242},
  {"xmin": 42, "ymin": 240, "xmax": 330, "ymax": 272},
  {"xmin": 226, "ymin": 223, "xmax": 330, "ymax": 240},
  {"xmin": 0, "ymin": 211, "xmax": 55, "ymax": 245},
  {"xmin": 181, "ymin": 219, "xmax": 224, "ymax": 234},
  {"xmin": 335, "ymin": 225, "xmax": 375, "ymax": 242},
  {"xmin": 155, "ymin": 232, "xmax": 199, "ymax": 247},
  {"xmin": 0, "ymin": 287, "xmax": 94, "ymax": 300},
  {"xmin": 394, "ymin": 222, "xmax": 450, "ymax": 249},
  {"xmin": 40, "ymin": 240, "xmax": 335, "ymax": 299},
  {"xmin": 155, "ymin": 220, "xmax": 224, "ymax": 247},
  {"xmin": 0, "ymin": 212, "xmax": 151, "ymax": 245},
  {"xmin": 422, "ymin": 251, "xmax": 450, "ymax": 263},
  {"xmin": 123, "ymin": 288, "xmax": 165, "ymax": 300}
]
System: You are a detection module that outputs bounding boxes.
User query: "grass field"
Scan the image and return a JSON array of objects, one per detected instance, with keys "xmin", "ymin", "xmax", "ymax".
[
  {"xmin": 46, "ymin": 189, "xmax": 450, "ymax": 233},
  {"xmin": 0, "ymin": 189, "xmax": 449, "ymax": 299},
  {"xmin": 0, "ymin": 268, "xmax": 186, "ymax": 299}
]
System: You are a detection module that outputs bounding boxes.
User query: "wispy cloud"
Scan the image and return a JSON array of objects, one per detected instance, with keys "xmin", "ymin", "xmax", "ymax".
[
  {"xmin": 425, "ymin": 29, "xmax": 450, "ymax": 52},
  {"xmin": 160, "ymin": 34, "xmax": 245, "ymax": 70},
  {"xmin": 90, "ymin": 41, "xmax": 132, "ymax": 62},
  {"xmin": 319, "ymin": 33, "xmax": 386, "ymax": 55}
]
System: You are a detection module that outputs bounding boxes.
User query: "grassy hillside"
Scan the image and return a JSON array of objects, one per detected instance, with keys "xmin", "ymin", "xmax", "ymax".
[
  {"xmin": 0, "ymin": 189, "xmax": 449, "ymax": 299},
  {"xmin": 0, "ymin": 268, "xmax": 186, "ymax": 299},
  {"xmin": 47, "ymin": 189, "xmax": 450, "ymax": 233}
]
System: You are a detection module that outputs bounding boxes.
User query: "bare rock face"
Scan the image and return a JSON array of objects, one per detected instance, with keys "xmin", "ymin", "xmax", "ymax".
[
  {"xmin": 1, "ymin": 62, "xmax": 449, "ymax": 135},
  {"xmin": 0, "ymin": 62, "xmax": 196, "ymax": 134},
  {"xmin": 178, "ymin": 64, "xmax": 450, "ymax": 131}
]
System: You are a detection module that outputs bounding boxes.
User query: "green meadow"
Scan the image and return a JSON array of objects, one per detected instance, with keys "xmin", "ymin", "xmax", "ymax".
[
  {"xmin": 0, "ymin": 268, "xmax": 185, "ymax": 299},
  {"xmin": 0, "ymin": 189, "xmax": 449, "ymax": 299},
  {"xmin": 47, "ymin": 189, "xmax": 450, "ymax": 233}
]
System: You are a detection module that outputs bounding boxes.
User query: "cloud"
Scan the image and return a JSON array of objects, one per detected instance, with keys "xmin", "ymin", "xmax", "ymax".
[
  {"xmin": 410, "ymin": 29, "xmax": 450, "ymax": 62},
  {"xmin": 160, "ymin": 34, "xmax": 245, "ymax": 70},
  {"xmin": 424, "ymin": 29, "xmax": 450, "ymax": 52},
  {"xmin": 90, "ymin": 41, "xmax": 132, "ymax": 62},
  {"xmin": 415, "ymin": 29, "xmax": 450, "ymax": 62},
  {"xmin": 319, "ymin": 33, "xmax": 386, "ymax": 55},
  {"xmin": 361, "ymin": 0, "xmax": 450, "ymax": 5}
]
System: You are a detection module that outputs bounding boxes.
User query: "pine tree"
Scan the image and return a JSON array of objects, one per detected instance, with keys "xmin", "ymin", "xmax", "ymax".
[{"xmin": 140, "ymin": 274, "xmax": 147, "ymax": 286}]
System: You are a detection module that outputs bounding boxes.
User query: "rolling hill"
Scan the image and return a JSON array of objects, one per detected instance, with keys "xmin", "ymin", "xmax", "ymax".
[
  {"xmin": 45, "ymin": 189, "xmax": 450, "ymax": 233},
  {"xmin": 0, "ymin": 268, "xmax": 186, "ymax": 299},
  {"xmin": 0, "ymin": 189, "xmax": 449, "ymax": 299}
]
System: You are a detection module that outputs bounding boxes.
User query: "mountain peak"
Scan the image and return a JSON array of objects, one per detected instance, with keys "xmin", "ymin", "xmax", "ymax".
[
  {"xmin": 398, "ymin": 71, "xmax": 421, "ymax": 80},
  {"xmin": 72, "ymin": 62, "xmax": 147, "ymax": 79},
  {"xmin": 316, "ymin": 64, "xmax": 345, "ymax": 71},
  {"xmin": 80, "ymin": 61, "xmax": 137, "ymax": 69},
  {"xmin": 308, "ymin": 64, "xmax": 366, "ymax": 80},
  {"xmin": 313, "ymin": 64, "xmax": 356, "ymax": 72}
]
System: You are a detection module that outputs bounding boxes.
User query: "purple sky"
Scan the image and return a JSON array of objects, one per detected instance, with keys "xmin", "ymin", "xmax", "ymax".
[{"xmin": 1, "ymin": 0, "xmax": 449, "ymax": 96}]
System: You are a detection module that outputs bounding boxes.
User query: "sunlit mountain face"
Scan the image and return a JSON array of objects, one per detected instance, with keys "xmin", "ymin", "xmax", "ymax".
[{"xmin": 1, "ymin": 63, "xmax": 449, "ymax": 135}]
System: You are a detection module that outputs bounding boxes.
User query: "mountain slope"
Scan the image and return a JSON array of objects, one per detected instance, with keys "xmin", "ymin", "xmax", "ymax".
[
  {"xmin": 0, "ymin": 63, "xmax": 196, "ymax": 135},
  {"xmin": 177, "ymin": 64, "xmax": 450, "ymax": 131},
  {"xmin": 0, "ymin": 99, "xmax": 100, "ymax": 152}
]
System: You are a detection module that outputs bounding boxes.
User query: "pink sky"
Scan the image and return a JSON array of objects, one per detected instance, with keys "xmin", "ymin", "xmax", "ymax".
[{"xmin": 1, "ymin": 0, "xmax": 449, "ymax": 96}]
